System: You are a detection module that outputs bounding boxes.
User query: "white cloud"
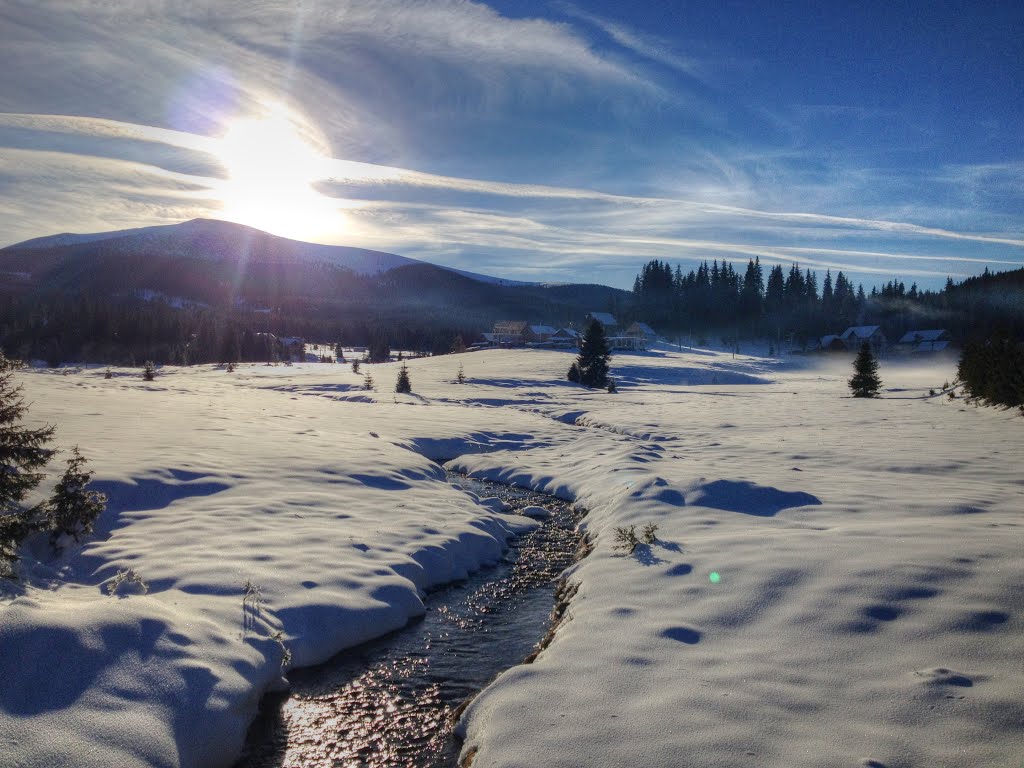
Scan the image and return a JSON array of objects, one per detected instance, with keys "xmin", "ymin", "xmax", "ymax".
[{"xmin": 555, "ymin": 2, "xmax": 701, "ymax": 77}]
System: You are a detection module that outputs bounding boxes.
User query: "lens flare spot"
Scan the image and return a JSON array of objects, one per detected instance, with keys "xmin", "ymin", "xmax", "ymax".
[{"xmin": 708, "ymin": 571, "xmax": 721, "ymax": 584}]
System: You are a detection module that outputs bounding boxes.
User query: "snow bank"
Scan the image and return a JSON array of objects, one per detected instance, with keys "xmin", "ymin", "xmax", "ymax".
[
  {"xmin": 1, "ymin": 363, "xmax": 540, "ymax": 767},
  {"xmin": 3, "ymin": 348, "xmax": 1021, "ymax": 767}
]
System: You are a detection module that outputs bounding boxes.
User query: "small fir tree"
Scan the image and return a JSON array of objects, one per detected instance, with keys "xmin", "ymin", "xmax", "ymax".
[
  {"xmin": 363, "ymin": 371, "xmax": 375, "ymax": 391},
  {"xmin": 451, "ymin": 335, "xmax": 467, "ymax": 354},
  {"xmin": 335, "ymin": 343, "xmax": 346, "ymax": 363},
  {"xmin": 395, "ymin": 363, "xmax": 412, "ymax": 393},
  {"xmin": 351, "ymin": 359, "xmax": 360, "ymax": 374},
  {"xmin": 0, "ymin": 353, "xmax": 57, "ymax": 573},
  {"xmin": 456, "ymin": 363, "xmax": 466, "ymax": 384},
  {"xmin": 142, "ymin": 361, "xmax": 156, "ymax": 381},
  {"xmin": 572, "ymin": 319, "xmax": 611, "ymax": 388},
  {"xmin": 46, "ymin": 447, "xmax": 107, "ymax": 550},
  {"xmin": 848, "ymin": 341, "xmax": 882, "ymax": 398}
]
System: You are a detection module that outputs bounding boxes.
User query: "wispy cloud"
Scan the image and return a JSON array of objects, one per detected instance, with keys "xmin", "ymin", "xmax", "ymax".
[
  {"xmin": 555, "ymin": 2, "xmax": 701, "ymax": 78},
  {"xmin": 317, "ymin": 160, "xmax": 1024, "ymax": 249}
]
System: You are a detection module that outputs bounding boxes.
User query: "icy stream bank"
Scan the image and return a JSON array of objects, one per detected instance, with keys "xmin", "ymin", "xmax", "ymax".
[{"xmin": 234, "ymin": 474, "xmax": 587, "ymax": 768}]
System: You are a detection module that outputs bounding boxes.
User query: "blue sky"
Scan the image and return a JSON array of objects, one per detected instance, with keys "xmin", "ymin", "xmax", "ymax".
[{"xmin": 1, "ymin": 0, "xmax": 1022, "ymax": 291}]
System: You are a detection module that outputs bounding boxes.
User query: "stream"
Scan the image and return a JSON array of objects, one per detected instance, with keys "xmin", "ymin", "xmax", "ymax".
[{"xmin": 234, "ymin": 472, "xmax": 586, "ymax": 768}]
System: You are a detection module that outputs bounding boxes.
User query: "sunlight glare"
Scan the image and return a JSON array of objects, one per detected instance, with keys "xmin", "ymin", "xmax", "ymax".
[{"xmin": 216, "ymin": 103, "xmax": 344, "ymax": 241}]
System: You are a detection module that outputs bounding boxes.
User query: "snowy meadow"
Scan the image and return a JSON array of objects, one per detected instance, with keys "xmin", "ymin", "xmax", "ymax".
[{"xmin": 1, "ymin": 346, "xmax": 1021, "ymax": 768}]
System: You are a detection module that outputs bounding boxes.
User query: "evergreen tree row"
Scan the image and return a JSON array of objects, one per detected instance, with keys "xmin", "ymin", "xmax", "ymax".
[
  {"xmin": 0, "ymin": 292, "xmax": 481, "ymax": 366},
  {"xmin": 630, "ymin": 260, "xmax": 1024, "ymax": 348},
  {"xmin": 631, "ymin": 257, "xmax": 866, "ymax": 342}
]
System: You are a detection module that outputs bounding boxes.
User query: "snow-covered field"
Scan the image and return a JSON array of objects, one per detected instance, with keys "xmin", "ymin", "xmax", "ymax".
[{"xmin": 1, "ymin": 347, "xmax": 1021, "ymax": 768}]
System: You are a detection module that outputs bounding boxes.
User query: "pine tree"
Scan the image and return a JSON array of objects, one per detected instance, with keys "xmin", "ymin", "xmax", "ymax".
[
  {"xmin": 395, "ymin": 363, "xmax": 412, "ymax": 394},
  {"xmin": 849, "ymin": 341, "xmax": 882, "ymax": 398},
  {"xmin": 363, "ymin": 371, "xmax": 375, "ymax": 391},
  {"xmin": 368, "ymin": 333, "xmax": 390, "ymax": 363},
  {"xmin": 456, "ymin": 363, "xmax": 466, "ymax": 384},
  {"xmin": 143, "ymin": 360, "xmax": 156, "ymax": 381},
  {"xmin": 0, "ymin": 353, "xmax": 57, "ymax": 574},
  {"xmin": 46, "ymin": 447, "xmax": 107, "ymax": 550},
  {"xmin": 351, "ymin": 359, "xmax": 360, "ymax": 374},
  {"xmin": 572, "ymin": 319, "xmax": 611, "ymax": 388}
]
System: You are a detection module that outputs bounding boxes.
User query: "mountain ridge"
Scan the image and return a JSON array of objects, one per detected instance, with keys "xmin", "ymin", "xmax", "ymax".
[{"xmin": 2, "ymin": 218, "xmax": 530, "ymax": 287}]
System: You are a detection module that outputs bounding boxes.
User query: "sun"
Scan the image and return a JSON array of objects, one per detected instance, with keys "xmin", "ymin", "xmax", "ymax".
[{"xmin": 214, "ymin": 104, "xmax": 344, "ymax": 241}]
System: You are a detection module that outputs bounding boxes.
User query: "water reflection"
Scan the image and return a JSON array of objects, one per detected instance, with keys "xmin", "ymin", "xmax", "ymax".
[{"xmin": 236, "ymin": 475, "xmax": 583, "ymax": 768}]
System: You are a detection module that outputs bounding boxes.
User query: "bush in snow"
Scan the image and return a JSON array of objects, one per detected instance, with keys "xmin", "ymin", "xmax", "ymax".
[
  {"xmin": 613, "ymin": 525, "xmax": 640, "ymax": 553},
  {"xmin": 271, "ymin": 630, "xmax": 293, "ymax": 668},
  {"xmin": 395, "ymin": 363, "xmax": 412, "ymax": 394},
  {"xmin": 641, "ymin": 522, "xmax": 659, "ymax": 544},
  {"xmin": 104, "ymin": 367, "xmax": 113, "ymax": 380},
  {"xmin": 142, "ymin": 360, "xmax": 156, "ymax": 381},
  {"xmin": 567, "ymin": 362, "xmax": 582, "ymax": 384},
  {"xmin": 46, "ymin": 446, "xmax": 107, "ymax": 551},
  {"xmin": 351, "ymin": 359, "xmax": 360, "ymax": 374},
  {"xmin": 242, "ymin": 578, "xmax": 265, "ymax": 610},
  {"xmin": 105, "ymin": 567, "xmax": 148, "ymax": 596}
]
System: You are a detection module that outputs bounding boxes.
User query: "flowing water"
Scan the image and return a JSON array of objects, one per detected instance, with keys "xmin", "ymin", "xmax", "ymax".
[{"xmin": 235, "ymin": 473, "xmax": 585, "ymax": 768}]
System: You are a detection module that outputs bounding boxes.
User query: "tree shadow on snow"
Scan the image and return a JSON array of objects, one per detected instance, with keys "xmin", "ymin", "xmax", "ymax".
[
  {"xmin": 689, "ymin": 480, "xmax": 821, "ymax": 517},
  {"xmin": 633, "ymin": 543, "xmax": 666, "ymax": 566},
  {"xmin": 611, "ymin": 364, "xmax": 768, "ymax": 388}
]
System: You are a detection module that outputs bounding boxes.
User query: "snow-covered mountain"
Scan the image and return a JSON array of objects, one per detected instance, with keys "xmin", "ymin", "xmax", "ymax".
[{"xmin": 5, "ymin": 218, "xmax": 520, "ymax": 285}]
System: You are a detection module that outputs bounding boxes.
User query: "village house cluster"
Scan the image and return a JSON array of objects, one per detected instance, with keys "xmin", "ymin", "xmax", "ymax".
[
  {"xmin": 484, "ymin": 313, "xmax": 659, "ymax": 351},
  {"xmin": 817, "ymin": 326, "xmax": 951, "ymax": 355}
]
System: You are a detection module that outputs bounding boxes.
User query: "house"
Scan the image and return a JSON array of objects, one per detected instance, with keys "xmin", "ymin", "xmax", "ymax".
[
  {"xmin": 897, "ymin": 329, "xmax": 950, "ymax": 353},
  {"xmin": 585, "ymin": 312, "xmax": 619, "ymax": 334},
  {"xmin": 608, "ymin": 334, "xmax": 647, "ymax": 351},
  {"xmin": 549, "ymin": 327, "xmax": 582, "ymax": 348},
  {"xmin": 839, "ymin": 325, "xmax": 887, "ymax": 353},
  {"xmin": 818, "ymin": 334, "xmax": 846, "ymax": 352},
  {"xmin": 626, "ymin": 322, "xmax": 658, "ymax": 341},
  {"xmin": 492, "ymin": 321, "xmax": 530, "ymax": 345},
  {"xmin": 527, "ymin": 325, "xmax": 557, "ymax": 343}
]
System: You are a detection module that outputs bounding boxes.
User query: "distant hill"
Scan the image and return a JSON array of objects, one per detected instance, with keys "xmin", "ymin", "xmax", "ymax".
[
  {"xmin": 0, "ymin": 219, "xmax": 631, "ymax": 363},
  {"xmin": 1, "ymin": 218, "xmax": 522, "ymax": 285}
]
